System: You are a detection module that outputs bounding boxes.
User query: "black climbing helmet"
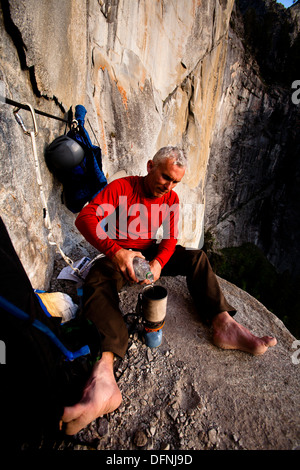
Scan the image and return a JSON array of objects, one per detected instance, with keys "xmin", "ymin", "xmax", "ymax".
[{"xmin": 45, "ymin": 135, "xmax": 85, "ymax": 170}]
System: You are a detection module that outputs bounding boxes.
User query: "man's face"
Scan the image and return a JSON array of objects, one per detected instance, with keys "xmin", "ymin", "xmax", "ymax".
[{"xmin": 145, "ymin": 158, "xmax": 185, "ymax": 198}]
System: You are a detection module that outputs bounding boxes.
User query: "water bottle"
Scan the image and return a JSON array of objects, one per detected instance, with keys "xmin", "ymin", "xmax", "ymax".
[{"xmin": 132, "ymin": 257, "xmax": 154, "ymax": 282}]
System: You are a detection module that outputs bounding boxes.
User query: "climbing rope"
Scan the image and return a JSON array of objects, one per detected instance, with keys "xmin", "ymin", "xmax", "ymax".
[{"xmin": 13, "ymin": 103, "xmax": 83, "ymax": 278}]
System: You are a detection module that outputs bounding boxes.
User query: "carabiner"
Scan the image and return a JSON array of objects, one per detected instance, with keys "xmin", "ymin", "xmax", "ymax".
[
  {"xmin": 70, "ymin": 118, "xmax": 79, "ymax": 132},
  {"xmin": 13, "ymin": 102, "xmax": 38, "ymax": 137}
]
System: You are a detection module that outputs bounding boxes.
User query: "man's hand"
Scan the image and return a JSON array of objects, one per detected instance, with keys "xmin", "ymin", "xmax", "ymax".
[
  {"xmin": 143, "ymin": 258, "xmax": 161, "ymax": 284},
  {"xmin": 111, "ymin": 248, "xmax": 144, "ymax": 282}
]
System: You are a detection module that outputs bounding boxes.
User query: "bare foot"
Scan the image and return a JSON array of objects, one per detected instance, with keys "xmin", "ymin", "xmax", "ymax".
[
  {"xmin": 62, "ymin": 352, "xmax": 122, "ymax": 435},
  {"xmin": 212, "ymin": 312, "xmax": 277, "ymax": 356}
]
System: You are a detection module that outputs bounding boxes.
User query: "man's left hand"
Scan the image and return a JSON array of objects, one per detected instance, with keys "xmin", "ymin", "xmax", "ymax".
[{"xmin": 141, "ymin": 259, "xmax": 162, "ymax": 284}]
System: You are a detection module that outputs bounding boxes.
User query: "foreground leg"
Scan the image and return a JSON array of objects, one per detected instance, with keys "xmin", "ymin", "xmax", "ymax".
[
  {"xmin": 212, "ymin": 311, "xmax": 277, "ymax": 356},
  {"xmin": 83, "ymin": 258, "xmax": 129, "ymax": 359},
  {"xmin": 62, "ymin": 352, "xmax": 122, "ymax": 435}
]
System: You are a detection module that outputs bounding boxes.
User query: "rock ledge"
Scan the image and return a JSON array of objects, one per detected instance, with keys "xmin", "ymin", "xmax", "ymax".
[{"xmin": 51, "ymin": 268, "xmax": 300, "ymax": 451}]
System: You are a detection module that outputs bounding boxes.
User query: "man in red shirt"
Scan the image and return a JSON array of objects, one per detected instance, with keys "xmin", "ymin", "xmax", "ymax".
[{"xmin": 62, "ymin": 146, "xmax": 277, "ymax": 435}]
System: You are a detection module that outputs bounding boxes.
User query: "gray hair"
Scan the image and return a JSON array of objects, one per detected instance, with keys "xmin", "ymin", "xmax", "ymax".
[{"xmin": 152, "ymin": 146, "xmax": 187, "ymax": 169}]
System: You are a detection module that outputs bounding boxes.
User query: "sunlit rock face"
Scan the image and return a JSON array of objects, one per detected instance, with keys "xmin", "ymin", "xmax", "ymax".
[
  {"xmin": 0, "ymin": 0, "xmax": 236, "ymax": 287},
  {"xmin": 89, "ymin": 0, "xmax": 235, "ymax": 251}
]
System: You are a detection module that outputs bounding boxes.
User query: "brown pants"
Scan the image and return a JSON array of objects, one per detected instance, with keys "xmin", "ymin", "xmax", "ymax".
[{"xmin": 82, "ymin": 245, "xmax": 235, "ymax": 358}]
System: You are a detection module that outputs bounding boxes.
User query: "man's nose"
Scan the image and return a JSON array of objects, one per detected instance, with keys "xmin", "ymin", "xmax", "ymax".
[{"xmin": 164, "ymin": 181, "xmax": 173, "ymax": 190}]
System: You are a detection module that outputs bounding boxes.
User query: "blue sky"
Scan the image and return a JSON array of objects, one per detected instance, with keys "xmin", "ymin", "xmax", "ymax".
[{"xmin": 276, "ymin": 0, "xmax": 295, "ymax": 8}]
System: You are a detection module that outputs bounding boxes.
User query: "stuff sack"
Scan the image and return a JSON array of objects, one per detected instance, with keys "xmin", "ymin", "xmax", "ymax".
[
  {"xmin": 46, "ymin": 104, "xmax": 107, "ymax": 213},
  {"xmin": 0, "ymin": 217, "xmax": 101, "ymax": 449}
]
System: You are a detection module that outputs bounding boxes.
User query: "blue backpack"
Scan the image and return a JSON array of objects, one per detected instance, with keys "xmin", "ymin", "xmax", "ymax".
[{"xmin": 47, "ymin": 105, "xmax": 107, "ymax": 213}]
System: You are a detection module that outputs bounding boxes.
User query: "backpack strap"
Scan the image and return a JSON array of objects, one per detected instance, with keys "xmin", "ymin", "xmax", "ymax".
[{"xmin": 0, "ymin": 295, "xmax": 90, "ymax": 362}]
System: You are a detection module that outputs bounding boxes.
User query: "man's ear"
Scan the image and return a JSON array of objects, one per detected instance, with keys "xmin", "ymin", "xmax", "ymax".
[{"xmin": 146, "ymin": 160, "xmax": 154, "ymax": 173}]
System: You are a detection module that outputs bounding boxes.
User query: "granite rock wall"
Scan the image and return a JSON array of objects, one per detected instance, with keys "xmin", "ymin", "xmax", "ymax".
[
  {"xmin": 204, "ymin": 0, "xmax": 300, "ymax": 279},
  {"xmin": 0, "ymin": 0, "xmax": 299, "ymax": 290},
  {"xmin": 0, "ymin": 0, "xmax": 235, "ymax": 288}
]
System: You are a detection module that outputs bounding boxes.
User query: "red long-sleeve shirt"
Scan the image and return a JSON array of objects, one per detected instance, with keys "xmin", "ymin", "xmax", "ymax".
[{"xmin": 75, "ymin": 176, "xmax": 180, "ymax": 267}]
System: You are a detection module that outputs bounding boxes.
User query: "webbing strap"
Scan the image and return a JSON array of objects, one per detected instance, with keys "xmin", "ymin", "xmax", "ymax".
[{"xmin": 13, "ymin": 103, "xmax": 82, "ymax": 278}]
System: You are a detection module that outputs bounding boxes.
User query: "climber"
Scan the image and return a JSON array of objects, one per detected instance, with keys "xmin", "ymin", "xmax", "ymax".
[{"xmin": 62, "ymin": 146, "xmax": 277, "ymax": 435}]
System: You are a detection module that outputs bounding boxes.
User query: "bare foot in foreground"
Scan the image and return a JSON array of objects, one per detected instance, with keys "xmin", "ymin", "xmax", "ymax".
[
  {"xmin": 62, "ymin": 352, "xmax": 122, "ymax": 435},
  {"xmin": 212, "ymin": 311, "xmax": 277, "ymax": 356}
]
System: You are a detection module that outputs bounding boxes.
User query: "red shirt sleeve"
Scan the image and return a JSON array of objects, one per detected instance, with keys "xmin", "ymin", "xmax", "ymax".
[{"xmin": 75, "ymin": 179, "xmax": 125, "ymax": 259}]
